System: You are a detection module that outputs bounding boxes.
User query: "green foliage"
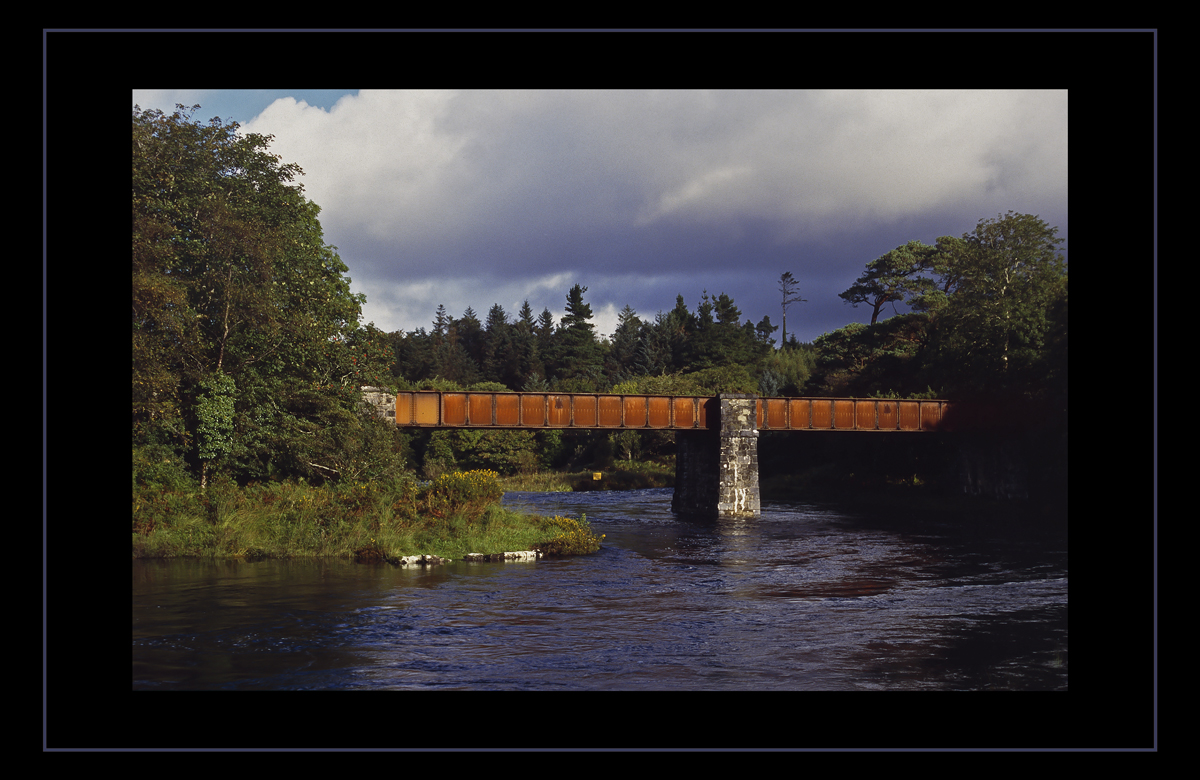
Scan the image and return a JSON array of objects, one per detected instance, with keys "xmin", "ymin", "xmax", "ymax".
[
  {"xmin": 546, "ymin": 284, "xmax": 605, "ymax": 385},
  {"xmin": 611, "ymin": 372, "xmax": 706, "ymax": 397},
  {"xmin": 132, "ymin": 447, "xmax": 204, "ymax": 538},
  {"xmin": 610, "ymin": 430, "xmax": 642, "ymax": 463},
  {"xmin": 133, "ymin": 104, "xmax": 392, "ymax": 486},
  {"xmin": 448, "ymin": 429, "xmax": 540, "ymax": 475},
  {"xmin": 536, "ymin": 514, "xmax": 604, "ymax": 556},
  {"xmin": 422, "ymin": 431, "xmax": 458, "ymax": 479},
  {"xmin": 533, "ymin": 429, "xmax": 569, "ymax": 470},
  {"xmin": 810, "ymin": 315, "xmax": 930, "ymax": 396},
  {"xmin": 409, "ymin": 469, "xmax": 506, "ymax": 523},
  {"xmin": 605, "ymin": 304, "xmax": 643, "ymax": 384},
  {"xmin": 682, "ymin": 364, "xmax": 759, "ymax": 395},
  {"xmin": 761, "ymin": 344, "xmax": 816, "ymax": 396},
  {"xmin": 133, "ymin": 445, "xmax": 198, "ymax": 494},
  {"xmin": 838, "ymin": 241, "xmax": 936, "ymax": 325},
  {"xmin": 813, "ymin": 211, "xmax": 1066, "ymax": 401},
  {"xmin": 195, "ymin": 372, "xmax": 236, "ymax": 464},
  {"xmin": 925, "ymin": 212, "xmax": 1066, "ymax": 398},
  {"xmin": 758, "ymin": 369, "xmax": 782, "ymax": 397}
]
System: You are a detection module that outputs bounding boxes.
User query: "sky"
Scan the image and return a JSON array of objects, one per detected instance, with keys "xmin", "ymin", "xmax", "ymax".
[{"xmin": 131, "ymin": 88, "xmax": 1068, "ymax": 345}]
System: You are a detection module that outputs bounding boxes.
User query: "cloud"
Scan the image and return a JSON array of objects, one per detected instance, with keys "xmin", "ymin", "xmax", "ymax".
[
  {"xmin": 230, "ymin": 89, "xmax": 1065, "ymax": 340},
  {"xmin": 246, "ymin": 91, "xmax": 469, "ymax": 245}
]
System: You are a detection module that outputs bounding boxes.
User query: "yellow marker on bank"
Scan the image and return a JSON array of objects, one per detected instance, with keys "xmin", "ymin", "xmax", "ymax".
[{"xmin": 593, "ymin": 472, "xmax": 602, "ymax": 481}]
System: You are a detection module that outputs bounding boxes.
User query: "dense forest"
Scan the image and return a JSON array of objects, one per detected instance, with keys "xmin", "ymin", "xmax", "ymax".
[{"xmin": 134, "ymin": 105, "xmax": 1067, "ymax": 491}]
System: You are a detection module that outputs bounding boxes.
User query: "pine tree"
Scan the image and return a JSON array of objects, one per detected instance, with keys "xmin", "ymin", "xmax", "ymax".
[{"xmin": 546, "ymin": 285, "xmax": 604, "ymax": 386}]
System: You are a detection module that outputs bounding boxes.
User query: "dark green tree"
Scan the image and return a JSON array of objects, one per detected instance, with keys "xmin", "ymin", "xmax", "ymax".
[
  {"xmin": 535, "ymin": 306, "xmax": 556, "ymax": 377},
  {"xmin": 513, "ymin": 300, "xmax": 544, "ymax": 386},
  {"xmin": 754, "ymin": 315, "xmax": 779, "ymax": 349},
  {"xmin": 605, "ymin": 304, "xmax": 642, "ymax": 384},
  {"xmin": 480, "ymin": 303, "xmax": 511, "ymax": 385},
  {"xmin": 633, "ymin": 311, "xmax": 673, "ymax": 376},
  {"xmin": 549, "ymin": 284, "xmax": 604, "ymax": 385},
  {"xmin": 665, "ymin": 295, "xmax": 694, "ymax": 371}
]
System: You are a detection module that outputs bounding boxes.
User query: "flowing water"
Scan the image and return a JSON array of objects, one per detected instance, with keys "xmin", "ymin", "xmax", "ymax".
[{"xmin": 132, "ymin": 488, "xmax": 1067, "ymax": 691}]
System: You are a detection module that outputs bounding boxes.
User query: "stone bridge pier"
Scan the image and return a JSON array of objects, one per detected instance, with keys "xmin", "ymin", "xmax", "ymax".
[{"xmin": 671, "ymin": 394, "xmax": 761, "ymax": 519}]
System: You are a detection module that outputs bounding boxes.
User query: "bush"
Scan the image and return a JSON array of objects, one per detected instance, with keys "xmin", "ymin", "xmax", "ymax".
[
  {"xmin": 133, "ymin": 445, "xmax": 197, "ymax": 493},
  {"xmin": 535, "ymin": 514, "xmax": 604, "ymax": 556},
  {"xmin": 420, "ymin": 469, "xmax": 504, "ymax": 522}
]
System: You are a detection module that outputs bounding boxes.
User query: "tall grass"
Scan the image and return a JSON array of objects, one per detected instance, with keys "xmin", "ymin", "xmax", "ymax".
[{"xmin": 132, "ymin": 467, "xmax": 603, "ymax": 561}]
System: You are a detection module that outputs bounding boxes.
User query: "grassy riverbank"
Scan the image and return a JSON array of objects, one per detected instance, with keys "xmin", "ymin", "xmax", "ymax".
[
  {"xmin": 497, "ymin": 460, "xmax": 674, "ymax": 493},
  {"xmin": 132, "ymin": 466, "xmax": 603, "ymax": 562}
]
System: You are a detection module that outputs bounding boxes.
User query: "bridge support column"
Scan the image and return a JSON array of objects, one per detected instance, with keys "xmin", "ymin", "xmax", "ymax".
[{"xmin": 672, "ymin": 394, "xmax": 760, "ymax": 519}]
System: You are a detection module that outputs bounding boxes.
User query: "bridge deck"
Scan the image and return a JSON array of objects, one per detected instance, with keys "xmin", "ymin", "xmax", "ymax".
[{"xmin": 394, "ymin": 392, "xmax": 957, "ymax": 432}]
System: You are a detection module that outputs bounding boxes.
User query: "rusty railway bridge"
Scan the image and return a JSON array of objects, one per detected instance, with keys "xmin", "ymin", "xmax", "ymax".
[{"xmin": 365, "ymin": 389, "xmax": 1013, "ymax": 518}]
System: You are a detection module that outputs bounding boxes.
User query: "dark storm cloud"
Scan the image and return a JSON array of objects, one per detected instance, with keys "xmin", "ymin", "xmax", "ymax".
[{"xmin": 234, "ymin": 89, "xmax": 1066, "ymax": 342}]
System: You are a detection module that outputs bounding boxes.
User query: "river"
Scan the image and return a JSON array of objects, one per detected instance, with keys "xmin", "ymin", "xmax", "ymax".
[{"xmin": 132, "ymin": 488, "xmax": 1067, "ymax": 692}]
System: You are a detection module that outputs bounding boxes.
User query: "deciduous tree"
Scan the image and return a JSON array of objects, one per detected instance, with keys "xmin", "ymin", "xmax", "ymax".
[{"xmin": 133, "ymin": 104, "xmax": 387, "ymax": 484}]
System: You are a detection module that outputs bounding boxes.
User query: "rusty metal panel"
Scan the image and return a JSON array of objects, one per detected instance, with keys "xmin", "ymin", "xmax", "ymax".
[
  {"xmin": 834, "ymin": 400, "xmax": 855, "ymax": 429},
  {"xmin": 413, "ymin": 393, "xmax": 441, "ymax": 425},
  {"xmin": 394, "ymin": 393, "xmax": 413, "ymax": 425},
  {"xmin": 623, "ymin": 396, "xmax": 648, "ymax": 427},
  {"xmin": 495, "ymin": 394, "xmax": 520, "ymax": 425},
  {"xmin": 764, "ymin": 398, "xmax": 786, "ymax": 429},
  {"xmin": 810, "ymin": 399, "xmax": 832, "ymax": 429},
  {"xmin": 647, "ymin": 396, "xmax": 671, "ymax": 428},
  {"xmin": 877, "ymin": 400, "xmax": 899, "ymax": 430},
  {"xmin": 898, "ymin": 401, "xmax": 920, "ymax": 430},
  {"xmin": 442, "ymin": 393, "xmax": 466, "ymax": 426},
  {"xmin": 789, "ymin": 399, "xmax": 810, "ymax": 429},
  {"xmin": 547, "ymin": 394, "xmax": 570, "ymax": 427},
  {"xmin": 572, "ymin": 395, "xmax": 597, "ymax": 427},
  {"xmin": 673, "ymin": 397, "xmax": 695, "ymax": 429},
  {"xmin": 468, "ymin": 393, "xmax": 494, "ymax": 426},
  {"xmin": 521, "ymin": 394, "xmax": 547, "ymax": 426},
  {"xmin": 699, "ymin": 397, "xmax": 717, "ymax": 429},
  {"xmin": 597, "ymin": 396, "xmax": 622, "ymax": 427},
  {"xmin": 920, "ymin": 401, "xmax": 943, "ymax": 431},
  {"xmin": 856, "ymin": 400, "xmax": 877, "ymax": 430}
]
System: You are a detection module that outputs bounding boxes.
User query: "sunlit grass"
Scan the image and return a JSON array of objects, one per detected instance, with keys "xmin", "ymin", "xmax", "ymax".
[{"xmin": 133, "ymin": 468, "xmax": 603, "ymax": 562}]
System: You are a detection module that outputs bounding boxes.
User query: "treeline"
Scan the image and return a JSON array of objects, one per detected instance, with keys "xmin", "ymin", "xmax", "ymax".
[
  {"xmin": 133, "ymin": 105, "xmax": 1066, "ymax": 491},
  {"xmin": 389, "ymin": 286, "xmax": 816, "ymax": 398}
]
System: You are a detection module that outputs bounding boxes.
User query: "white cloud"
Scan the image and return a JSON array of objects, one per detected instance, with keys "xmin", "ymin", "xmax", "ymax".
[
  {"xmin": 243, "ymin": 90, "xmax": 471, "ymax": 245},
  {"xmin": 591, "ymin": 301, "xmax": 620, "ymax": 341}
]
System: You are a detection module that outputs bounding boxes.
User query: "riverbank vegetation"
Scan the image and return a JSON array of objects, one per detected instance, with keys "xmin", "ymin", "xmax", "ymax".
[
  {"xmin": 132, "ymin": 463, "xmax": 602, "ymax": 561},
  {"xmin": 133, "ymin": 104, "xmax": 1066, "ymax": 559}
]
